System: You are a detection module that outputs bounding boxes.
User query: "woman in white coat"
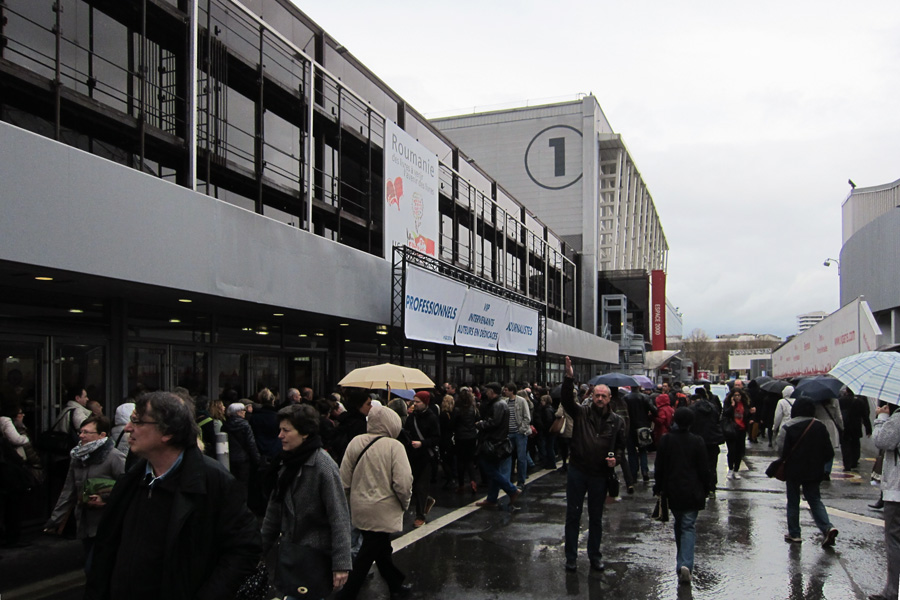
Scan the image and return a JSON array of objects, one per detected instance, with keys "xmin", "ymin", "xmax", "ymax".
[
  {"xmin": 772, "ymin": 386, "xmax": 795, "ymax": 435},
  {"xmin": 337, "ymin": 403, "xmax": 413, "ymax": 600}
]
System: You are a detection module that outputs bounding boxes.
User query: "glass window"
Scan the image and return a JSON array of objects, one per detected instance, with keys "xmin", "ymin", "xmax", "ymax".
[{"xmin": 125, "ymin": 346, "xmax": 165, "ymax": 397}]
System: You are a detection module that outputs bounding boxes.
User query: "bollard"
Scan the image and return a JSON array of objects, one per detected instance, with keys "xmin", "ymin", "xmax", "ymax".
[{"xmin": 215, "ymin": 431, "xmax": 230, "ymax": 471}]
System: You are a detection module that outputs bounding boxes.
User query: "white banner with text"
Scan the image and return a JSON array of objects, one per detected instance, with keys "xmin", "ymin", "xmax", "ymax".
[
  {"xmin": 404, "ymin": 266, "xmax": 467, "ymax": 345},
  {"xmin": 455, "ymin": 288, "xmax": 509, "ymax": 351},
  {"xmin": 498, "ymin": 302, "xmax": 540, "ymax": 355}
]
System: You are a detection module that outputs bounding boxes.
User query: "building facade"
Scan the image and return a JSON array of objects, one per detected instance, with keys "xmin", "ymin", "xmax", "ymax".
[
  {"xmin": 840, "ymin": 176, "xmax": 900, "ymax": 346},
  {"xmin": 797, "ymin": 311, "xmax": 828, "ymax": 333},
  {"xmin": 431, "ymin": 97, "xmax": 669, "ymax": 363},
  {"xmin": 0, "ymin": 0, "xmax": 622, "ymax": 469}
]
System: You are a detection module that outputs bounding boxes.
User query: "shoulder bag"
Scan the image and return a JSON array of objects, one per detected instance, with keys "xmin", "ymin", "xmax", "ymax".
[
  {"xmin": 766, "ymin": 419, "xmax": 815, "ymax": 481},
  {"xmin": 36, "ymin": 408, "xmax": 79, "ymax": 454}
]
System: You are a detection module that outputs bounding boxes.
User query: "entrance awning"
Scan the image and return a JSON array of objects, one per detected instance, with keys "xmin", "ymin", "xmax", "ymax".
[{"xmin": 645, "ymin": 350, "xmax": 680, "ymax": 371}]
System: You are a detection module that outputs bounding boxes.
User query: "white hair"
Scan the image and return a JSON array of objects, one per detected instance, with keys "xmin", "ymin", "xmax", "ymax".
[{"xmin": 226, "ymin": 402, "xmax": 246, "ymax": 417}]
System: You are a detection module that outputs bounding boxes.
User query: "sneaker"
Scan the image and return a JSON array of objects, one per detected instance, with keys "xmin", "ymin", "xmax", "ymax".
[
  {"xmin": 784, "ymin": 534, "xmax": 802, "ymax": 544},
  {"xmin": 424, "ymin": 496, "xmax": 436, "ymax": 515},
  {"xmin": 822, "ymin": 528, "xmax": 838, "ymax": 548},
  {"xmin": 732, "ymin": 471, "xmax": 741, "ymax": 480},
  {"xmin": 564, "ymin": 559, "xmax": 577, "ymax": 572},
  {"xmin": 725, "ymin": 471, "xmax": 733, "ymax": 480},
  {"xmin": 475, "ymin": 499, "xmax": 498, "ymax": 509},
  {"xmin": 678, "ymin": 566, "xmax": 692, "ymax": 585}
]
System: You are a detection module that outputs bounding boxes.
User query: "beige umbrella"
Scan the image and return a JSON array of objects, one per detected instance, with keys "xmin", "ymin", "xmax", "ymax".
[{"xmin": 338, "ymin": 362, "xmax": 435, "ymax": 391}]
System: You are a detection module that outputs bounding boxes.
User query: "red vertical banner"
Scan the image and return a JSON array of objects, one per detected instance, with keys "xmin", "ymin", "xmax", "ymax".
[{"xmin": 650, "ymin": 270, "xmax": 667, "ymax": 351}]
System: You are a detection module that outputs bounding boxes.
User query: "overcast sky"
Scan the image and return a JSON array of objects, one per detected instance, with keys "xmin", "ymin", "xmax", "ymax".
[{"xmin": 297, "ymin": 1, "xmax": 900, "ymax": 339}]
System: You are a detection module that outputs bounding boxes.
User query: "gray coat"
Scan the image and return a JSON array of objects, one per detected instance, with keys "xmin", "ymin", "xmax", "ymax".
[
  {"xmin": 45, "ymin": 439, "xmax": 126, "ymax": 539},
  {"xmin": 260, "ymin": 447, "xmax": 352, "ymax": 591},
  {"xmin": 873, "ymin": 411, "xmax": 900, "ymax": 503}
]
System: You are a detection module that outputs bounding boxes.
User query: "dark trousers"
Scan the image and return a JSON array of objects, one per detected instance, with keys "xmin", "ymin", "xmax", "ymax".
[
  {"xmin": 705, "ymin": 444, "xmax": 720, "ymax": 490},
  {"xmin": 411, "ymin": 460, "xmax": 432, "ymax": 519},
  {"xmin": 725, "ymin": 431, "xmax": 746, "ymax": 471},
  {"xmin": 337, "ymin": 530, "xmax": 405, "ymax": 599},
  {"xmin": 564, "ymin": 463, "xmax": 608, "ymax": 562},
  {"xmin": 455, "ymin": 438, "xmax": 478, "ymax": 485},
  {"xmin": 840, "ymin": 436, "xmax": 862, "ymax": 470}
]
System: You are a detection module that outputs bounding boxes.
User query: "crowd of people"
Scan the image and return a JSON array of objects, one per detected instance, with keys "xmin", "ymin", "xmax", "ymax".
[{"xmin": 0, "ymin": 366, "xmax": 897, "ymax": 600}]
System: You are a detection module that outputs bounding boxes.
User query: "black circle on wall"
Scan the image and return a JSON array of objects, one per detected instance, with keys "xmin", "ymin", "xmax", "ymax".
[{"xmin": 524, "ymin": 124, "xmax": 584, "ymax": 190}]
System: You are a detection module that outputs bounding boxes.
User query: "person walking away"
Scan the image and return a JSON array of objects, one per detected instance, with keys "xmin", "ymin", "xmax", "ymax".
[
  {"xmin": 474, "ymin": 382, "xmax": 520, "ymax": 510},
  {"xmin": 653, "ymin": 392, "xmax": 674, "ymax": 446},
  {"xmin": 870, "ymin": 400, "xmax": 900, "ymax": 600},
  {"xmin": 689, "ymin": 387, "xmax": 724, "ymax": 496},
  {"xmin": 222, "ymin": 402, "xmax": 262, "ymax": 503},
  {"xmin": 722, "ymin": 388, "xmax": 750, "ymax": 479},
  {"xmin": 534, "ymin": 394, "xmax": 558, "ymax": 470},
  {"xmin": 773, "ymin": 386, "xmax": 796, "ymax": 437},
  {"xmin": 654, "ymin": 408, "xmax": 710, "ymax": 586},
  {"xmin": 451, "ymin": 387, "xmax": 480, "ymax": 493},
  {"xmin": 775, "ymin": 397, "xmax": 838, "ymax": 547},
  {"xmin": 814, "ymin": 395, "xmax": 844, "ymax": 481},
  {"xmin": 84, "ymin": 391, "xmax": 261, "ymax": 599},
  {"xmin": 337, "ymin": 404, "xmax": 413, "ymax": 600},
  {"xmin": 624, "ymin": 386, "xmax": 657, "ymax": 483},
  {"xmin": 260, "ymin": 404, "xmax": 351, "ymax": 600},
  {"xmin": 44, "ymin": 415, "xmax": 125, "ymax": 568},
  {"xmin": 559, "ymin": 356, "xmax": 626, "ymax": 572},
  {"xmin": 839, "ymin": 387, "xmax": 872, "ymax": 471},
  {"xmin": 403, "ymin": 391, "xmax": 439, "ymax": 527},
  {"xmin": 503, "ymin": 383, "xmax": 532, "ymax": 489}
]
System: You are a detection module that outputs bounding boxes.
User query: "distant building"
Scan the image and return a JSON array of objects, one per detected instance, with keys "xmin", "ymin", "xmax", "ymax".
[
  {"xmin": 797, "ymin": 311, "xmax": 828, "ymax": 333},
  {"xmin": 840, "ymin": 176, "xmax": 900, "ymax": 346}
]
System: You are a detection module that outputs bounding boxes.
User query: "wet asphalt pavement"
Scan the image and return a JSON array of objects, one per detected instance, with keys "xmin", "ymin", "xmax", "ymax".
[{"xmin": 2, "ymin": 441, "xmax": 890, "ymax": 599}]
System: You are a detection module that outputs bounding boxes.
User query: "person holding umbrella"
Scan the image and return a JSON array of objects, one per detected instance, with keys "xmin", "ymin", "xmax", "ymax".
[{"xmin": 870, "ymin": 399, "xmax": 900, "ymax": 600}]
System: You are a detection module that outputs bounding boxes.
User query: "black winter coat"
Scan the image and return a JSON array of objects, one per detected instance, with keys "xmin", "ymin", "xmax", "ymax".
[
  {"xmin": 690, "ymin": 398, "xmax": 725, "ymax": 445},
  {"xmin": 248, "ymin": 405, "xmax": 281, "ymax": 459},
  {"xmin": 404, "ymin": 407, "xmax": 441, "ymax": 467},
  {"xmin": 84, "ymin": 446, "xmax": 261, "ymax": 600},
  {"xmin": 780, "ymin": 417, "xmax": 834, "ymax": 483},
  {"xmin": 624, "ymin": 391, "xmax": 657, "ymax": 432},
  {"xmin": 654, "ymin": 427, "xmax": 710, "ymax": 511},
  {"xmin": 222, "ymin": 416, "xmax": 261, "ymax": 467},
  {"xmin": 451, "ymin": 405, "xmax": 479, "ymax": 441}
]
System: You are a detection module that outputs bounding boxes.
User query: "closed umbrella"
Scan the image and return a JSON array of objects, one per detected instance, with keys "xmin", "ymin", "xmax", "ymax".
[
  {"xmin": 587, "ymin": 373, "xmax": 639, "ymax": 388},
  {"xmin": 338, "ymin": 362, "xmax": 435, "ymax": 391},
  {"xmin": 828, "ymin": 351, "xmax": 900, "ymax": 405},
  {"xmin": 790, "ymin": 376, "xmax": 844, "ymax": 403}
]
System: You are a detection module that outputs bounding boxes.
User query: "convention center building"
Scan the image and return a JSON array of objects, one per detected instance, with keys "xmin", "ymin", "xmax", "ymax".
[{"xmin": 0, "ymin": 0, "xmax": 627, "ymax": 443}]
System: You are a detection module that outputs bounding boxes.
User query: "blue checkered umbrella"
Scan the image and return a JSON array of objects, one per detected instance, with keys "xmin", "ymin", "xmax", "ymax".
[{"xmin": 828, "ymin": 351, "xmax": 900, "ymax": 405}]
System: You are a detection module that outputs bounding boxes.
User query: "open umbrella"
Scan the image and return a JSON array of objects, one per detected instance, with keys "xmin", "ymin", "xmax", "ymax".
[
  {"xmin": 338, "ymin": 362, "xmax": 435, "ymax": 390},
  {"xmin": 633, "ymin": 375, "xmax": 655, "ymax": 389},
  {"xmin": 829, "ymin": 351, "xmax": 900, "ymax": 405},
  {"xmin": 587, "ymin": 373, "xmax": 639, "ymax": 388},
  {"xmin": 791, "ymin": 376, "xmax": 843, "ymax": 403},
  {"xmin": 751, "ymin": 376, "xmax": 774, "ymax": 387},
  {"xmin": 760, "ymin": 379, "xmax": 791, "ymax": 394}
]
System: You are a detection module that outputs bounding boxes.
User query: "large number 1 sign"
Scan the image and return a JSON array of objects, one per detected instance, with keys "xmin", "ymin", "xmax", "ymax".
[{"xmin": 524, "ymin": 124, "xmax": 583, "ymax": 190}]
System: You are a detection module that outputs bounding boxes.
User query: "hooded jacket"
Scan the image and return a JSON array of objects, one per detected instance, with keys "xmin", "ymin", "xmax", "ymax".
[
  {"xmin": 110, "ymin": 403, "xmax": 134, "ymax": 454},
  {"xmin": 775, "ymin": 398, "xmax": 834, "ymax": 483},
  {"xmin": 340, "ymin": 405, "xmax": 413, "ymax": 533},
  {"xmin": 772, "ymin": 386, "xmax": 795, "ymax": 434},
  {"xmin": 873, "ymin": 409, "xmax": 900, "ymax": 503},
  {"xmin": 653, "ymin": 394, "xmax": 675, "ymax": 444}
]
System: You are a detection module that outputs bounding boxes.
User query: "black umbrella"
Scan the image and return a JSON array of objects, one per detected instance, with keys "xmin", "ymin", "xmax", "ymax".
[
  {"xmin": 791, "ymin": 376, "xmax": 843, "ymax": 402},
  {"xmin": 751, "ymin": 376, "xmax": 774, "ymax": 386},
  {"xmin": 587, "ymin": 373, "xmax": 639, "ymax": 388},
  {"xmin": 760, "ymin": 379, "xmax": 790, "ymax": 394}
]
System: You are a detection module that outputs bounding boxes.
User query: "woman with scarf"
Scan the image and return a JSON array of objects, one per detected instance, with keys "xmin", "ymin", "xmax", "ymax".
[
  {"xmin": 260, "ymin": 404, "xmax": 351, "ymax": 600},
  {"xmin": 43, "ymin": 415, "xmax": 125, "ymax": 567}
]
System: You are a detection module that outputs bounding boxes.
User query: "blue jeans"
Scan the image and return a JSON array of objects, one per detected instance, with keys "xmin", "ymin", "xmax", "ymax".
[
  {"xmin": 509, "ymin": 432, "xmax": 529, "ymax": 486},
  {"xmin": 564, "ymin": 463, "xmax": 608, "ymax": 562},
  {"xmin": 672, "ymin": 510, "xmax": 698, "ymax": 573},
  {"xmin": 786, "ymin": 480, "xmax": 832, "ymax": 537},
  {"xmin": 478, "ymin": 454, "xmax": 517, "ymax": 503}
]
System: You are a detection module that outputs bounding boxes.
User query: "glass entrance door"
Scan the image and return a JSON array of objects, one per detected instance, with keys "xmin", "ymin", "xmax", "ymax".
[{"xmin": 1, "ymin": 339, "xmax": 44, "ymax": 434}]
